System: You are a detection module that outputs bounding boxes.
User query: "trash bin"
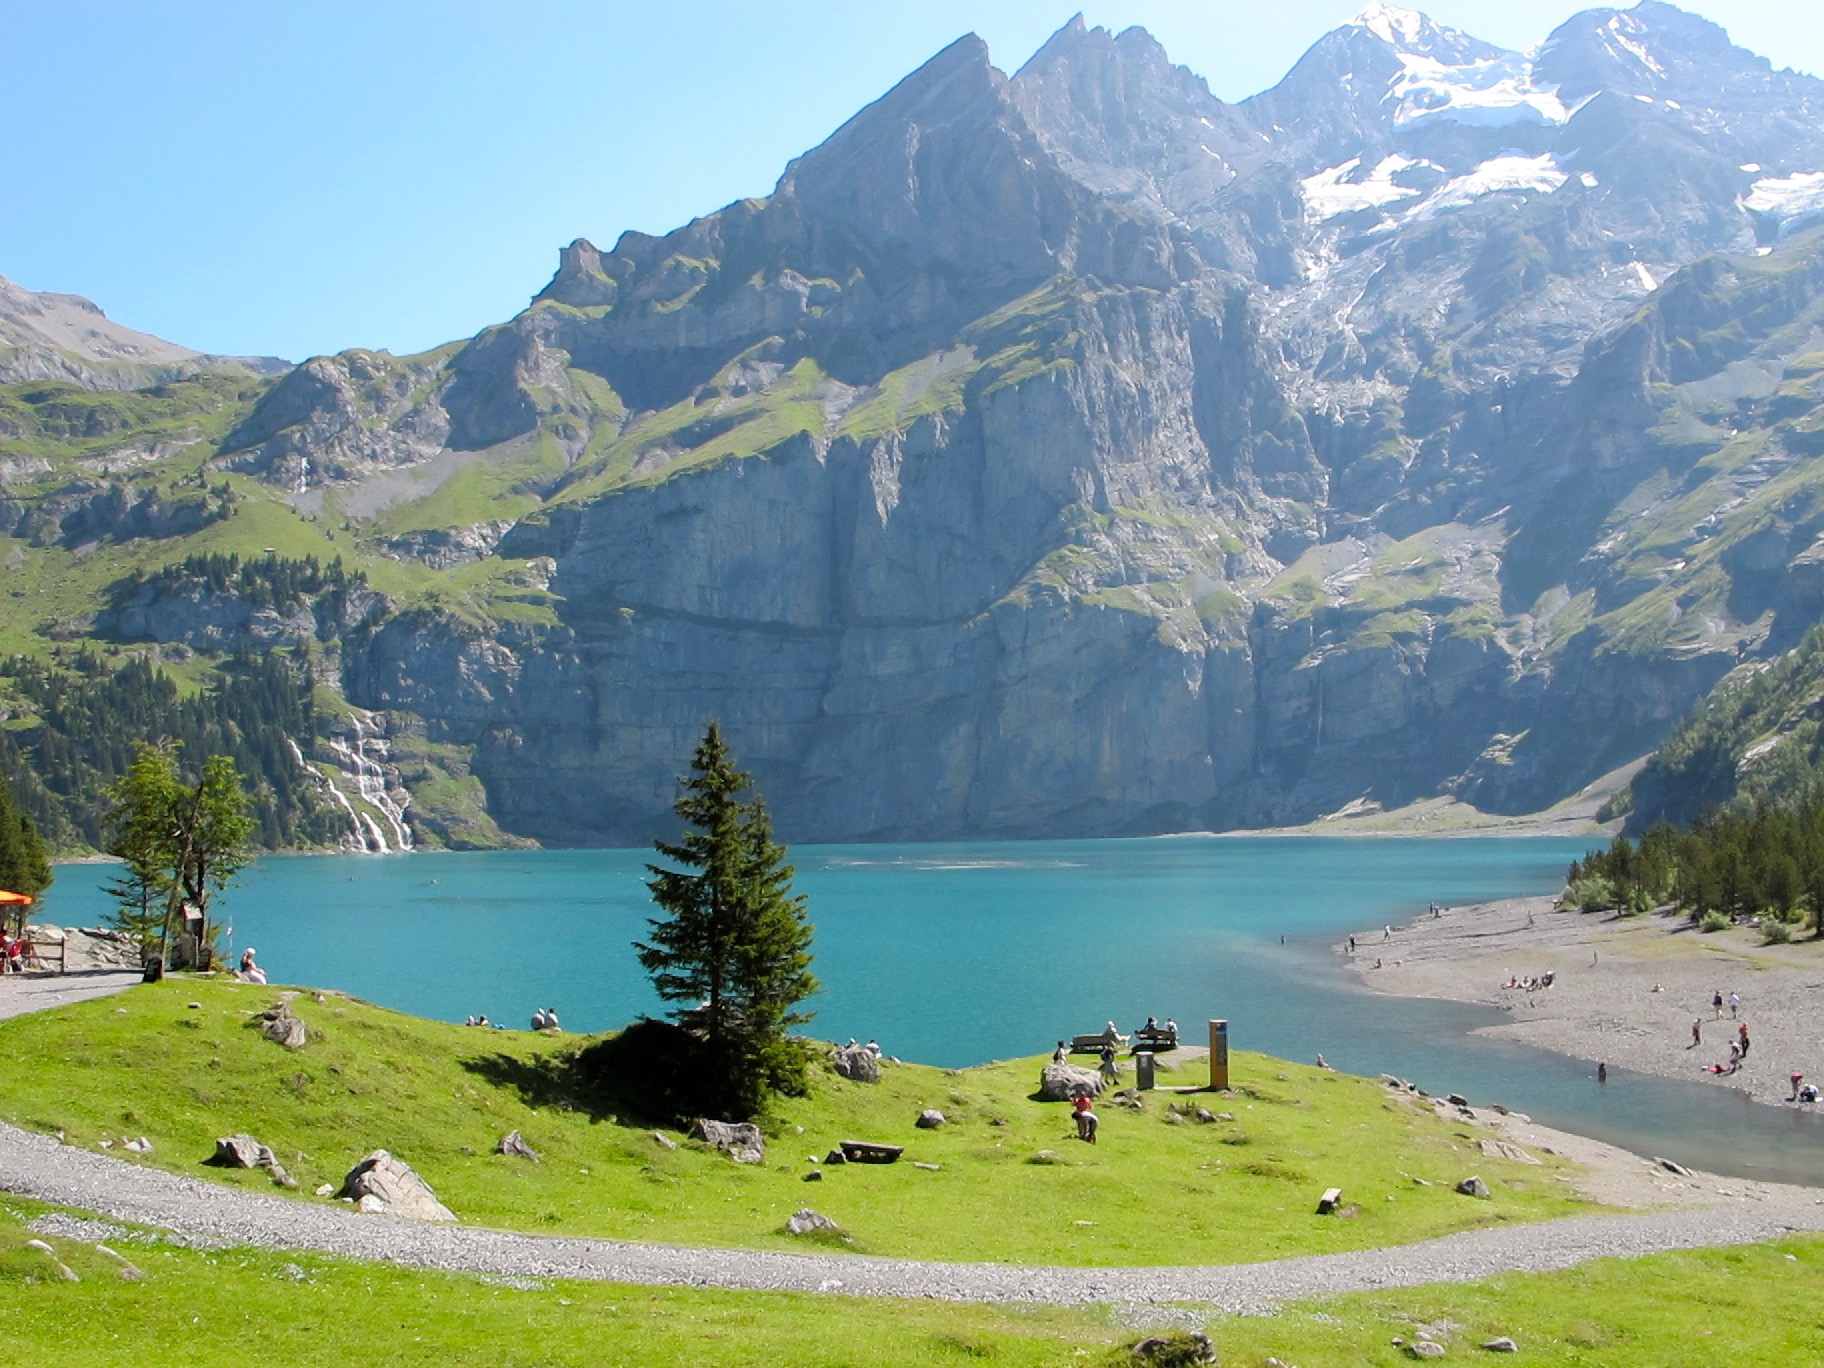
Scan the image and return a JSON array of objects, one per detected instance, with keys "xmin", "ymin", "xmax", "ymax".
[{"xmin": 1135, "ymin": 1051, "xmax": 1156, "ymax": 1091}]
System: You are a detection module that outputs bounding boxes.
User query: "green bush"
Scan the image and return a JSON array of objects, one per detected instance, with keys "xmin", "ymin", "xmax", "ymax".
[
  {"xmin": 1697, "ymin": 911, "xmax": 1730, "ymax": 933},
  {"xmin": 1763, "ymin": 917, "xmax": 1794, "ymax": 944}
]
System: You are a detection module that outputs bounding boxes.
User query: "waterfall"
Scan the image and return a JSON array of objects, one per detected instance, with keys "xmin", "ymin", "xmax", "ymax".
[{"xmin": 289, "ymin": 718, "xmax": 414, "ymax": 855}]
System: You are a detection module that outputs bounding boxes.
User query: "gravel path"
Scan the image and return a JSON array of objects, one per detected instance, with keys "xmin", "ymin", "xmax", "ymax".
[
  {"xmin": 0, "ymin": 969, "xmax": 139, "ymax": 1022},
  {"xmin": 3, "ymin": 1118, "xmax": 1822, "ymax": 1309}
]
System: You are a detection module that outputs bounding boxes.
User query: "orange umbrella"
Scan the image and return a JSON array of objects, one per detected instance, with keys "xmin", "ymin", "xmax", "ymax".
[{"xmin": 0, "ymin": 891, "xmax": 33, "ymax": 904}]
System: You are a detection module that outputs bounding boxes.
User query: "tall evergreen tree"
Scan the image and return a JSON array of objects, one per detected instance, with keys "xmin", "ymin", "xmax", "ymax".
[
  {"xmin": 0, "ymin": 767, "xmax": 53, "ymax": 935},
  {"xmin": 102, "ymin": 742, "xmax": 183, "ymax": 950},
  {"xmin": 637, "ymin": 723, "xmax": 818, "ymax": 1117}
]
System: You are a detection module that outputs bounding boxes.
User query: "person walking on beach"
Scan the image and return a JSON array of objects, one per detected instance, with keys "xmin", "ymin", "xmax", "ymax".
[
  {"xmin": 1713, "ymin": 990, "xmax": 1724, "ymax": 1019},
  {"xmin": 1729, "ymin": 992, "xmax": 1740, "ymax": 1019},
  {"xmin": 1691, "ymin": 1018, "xmax": 1703, "ymax": 1048},
  {"xmin": 1739, "ymin": 1023, "xmax": 1751, "ymax": 1057}
]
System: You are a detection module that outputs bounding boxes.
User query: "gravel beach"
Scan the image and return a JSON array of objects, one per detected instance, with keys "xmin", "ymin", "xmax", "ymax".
[{"xmin": 1346, "ymin": 895, "xmax": 1824, "ymax": 1111}]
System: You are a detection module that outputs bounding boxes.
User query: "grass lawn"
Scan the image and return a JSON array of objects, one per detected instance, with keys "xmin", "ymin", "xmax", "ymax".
[
  {"xmin": 0, "ymin": 979, "xmax": 1590, "ymax": 1266},
  {"xmin": 4, "ymin": 1196, "xmax": 1821, "ymax": 1367}
]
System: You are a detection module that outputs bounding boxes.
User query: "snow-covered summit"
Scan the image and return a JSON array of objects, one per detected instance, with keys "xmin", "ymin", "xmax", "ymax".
[{"xmin": 1353, "ymin": 3, "xmax": 1427, "ymax": 47}]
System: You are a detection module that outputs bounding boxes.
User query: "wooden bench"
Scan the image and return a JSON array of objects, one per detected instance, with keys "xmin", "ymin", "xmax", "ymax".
[
  {"xmin": 1070, "ymin": 1033, "xmax": 1126, "ymax": 1054},
  {"xmin": 837, "ymin": 1140, "xmax": 903, "ymax": 1164},
  {"xmin": 1133, "ymin": 1028, "xmax": 1178, "ymax": 1052}
]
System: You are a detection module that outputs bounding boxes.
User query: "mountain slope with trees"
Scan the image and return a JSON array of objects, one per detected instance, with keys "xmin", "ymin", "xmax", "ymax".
[{"xmin": 8, "ymin": 4, "xmax": 1824, "ymax": 847}]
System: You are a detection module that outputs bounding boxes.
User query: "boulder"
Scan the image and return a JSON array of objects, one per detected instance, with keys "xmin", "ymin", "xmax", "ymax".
[
  {"xmin": 915, "ymin": 1109, "xmax": 945, "ymax": 1129},
  {"xmin": 1655, "ymin": 1156, "xmax": 1695, "ymax": 1177},
  {"xmin": 497, "ymin": 1130, "xmax": 541, "ymax": 1162},
  {"xmin": 785, "ymin": 1208, "xmax": 839, "ymax": 1235},
  {"xmin": 255, "ymin": 1002, "xmax": 308, "ymax": 1050},
  {"xmin": 692, "ymin": 1119, "xmax": 766, "ymax": 1164},
  {"xmin": 1479, "ymin": 1139, "xmax": 1539, "ymax": 1164},
  {"xmin": 1405, "ymin": 1342, "xmax": 1446, "ymax": 1359},
  {"xmin": 1039, "ymin": 1063, "xmax": 1104, "ymax": 1102},
  {"xmin": 1455, "ymin": 1175, "xmax": 1490, "ymax": 1199},
  {"xmin": 831, "ymin": 1043, "xmax": 880, "ymax": 1083},
  {"xmin": 338, "ymin": 1149, "xmax": 457, "ymax": 1222},
  {"xmin": 1482, "ymin": 1338, "xmax": 1518, "ymax": 1353},
  {"xmin": 650, "ymin": 1131, "xmax": 678, "ymax": 1151},
  {"xmin": 207, "ymin": 1134, "xmax": 266, "ymax": 1168}
]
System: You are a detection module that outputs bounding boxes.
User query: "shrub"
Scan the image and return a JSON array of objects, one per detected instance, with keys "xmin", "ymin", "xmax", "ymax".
[
  {"xmin": 1697, "ymin": 911, "xmax": 1730, "ymax": 933},
  {"xmin": 1763, "ymin": 918, "xmax": 1794, "ymax": 945}
]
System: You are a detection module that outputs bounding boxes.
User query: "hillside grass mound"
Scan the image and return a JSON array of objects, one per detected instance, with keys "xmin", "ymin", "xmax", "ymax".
[{"xmin": 0, "ymin": 979, "xmax": 1591, "ymax": 1266}]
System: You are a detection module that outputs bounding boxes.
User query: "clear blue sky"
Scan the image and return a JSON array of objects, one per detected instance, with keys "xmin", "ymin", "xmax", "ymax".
[{"xmin": 4, "ymin": 1, "xmax": 1818, "ymax": 363}]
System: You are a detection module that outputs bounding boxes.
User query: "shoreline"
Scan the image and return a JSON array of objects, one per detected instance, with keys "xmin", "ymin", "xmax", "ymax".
[{"xmin": 1345, "ymin": 893, "xmax": 1824, "ymax": 1115}]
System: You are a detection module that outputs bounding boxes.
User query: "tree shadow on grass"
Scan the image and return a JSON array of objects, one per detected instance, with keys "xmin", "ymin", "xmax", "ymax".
[{"xmin": 459, "ymin": 1018, "xmax": 735, "ymax": 1129}]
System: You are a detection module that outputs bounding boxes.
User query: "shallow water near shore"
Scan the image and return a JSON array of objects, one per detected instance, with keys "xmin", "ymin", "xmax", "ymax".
[{"xmin": 46, "ymin": 835, "xmax": 1824, "ymax": 1184}]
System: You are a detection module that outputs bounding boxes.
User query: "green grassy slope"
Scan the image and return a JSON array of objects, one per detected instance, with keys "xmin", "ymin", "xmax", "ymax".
[{"xmin": 0, "ymin": 980, "xmax": 1585, "ymax": 1267}]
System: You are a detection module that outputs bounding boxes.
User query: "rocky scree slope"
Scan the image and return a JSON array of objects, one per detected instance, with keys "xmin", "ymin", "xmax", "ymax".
[{"xmin": 10, "ymin": 3, "xmax": 1824, "ymax": 845}]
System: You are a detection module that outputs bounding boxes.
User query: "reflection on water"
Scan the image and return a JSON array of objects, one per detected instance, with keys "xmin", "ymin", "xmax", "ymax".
[{"xmin": 46, "ymin": 835, "xmax": 1824, "ymax": 1185}]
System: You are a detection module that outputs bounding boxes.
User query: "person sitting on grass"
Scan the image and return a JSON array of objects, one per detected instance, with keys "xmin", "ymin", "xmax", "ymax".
[
  {"xmin": 1072, "ymin": 1092, "xmax": 1098, "ymax": 1144},
  {"xmin": 239, "ymin": 947, "xmax": 267, "ymax": 985}
]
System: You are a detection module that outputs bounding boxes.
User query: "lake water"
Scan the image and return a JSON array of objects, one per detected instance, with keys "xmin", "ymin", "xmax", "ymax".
[{"xmin": 45, "ymin": 836, "xmax": 1824, "ymax": 1184}]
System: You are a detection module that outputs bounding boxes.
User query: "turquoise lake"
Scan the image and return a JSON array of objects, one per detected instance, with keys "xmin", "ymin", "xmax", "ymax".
[{"xmin": 47, "ymin": 835, "xmax": 1824, "ymax": 1184}]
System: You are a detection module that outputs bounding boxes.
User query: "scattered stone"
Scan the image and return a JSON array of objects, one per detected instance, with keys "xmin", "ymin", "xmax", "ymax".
[
  {"xmin": 96, "ymin": 1138, "xmax": 113, "ymax": 1150},
  {"xmin": 496, "ymin": 1130, "xmax": 541, "ymax": 1163},
  {"xmin": 314, "ymin": 1183, "xmax": 335, "ymax": 1197},
  {"xmin": 1039, "ymin": 1062, "xmax": 1104, "ymax": 1102},
  {"xmin": 803, "ymin": 1170, "xmax": 823, "ymax": 1182},
  {"xmin": 24, "ymin": 1239, "xmax": 79, "ymax": 1282},
  {"xmin": 692, "ymin": 1119, "xmax": 766, "ymax": 1165},
  {"xmin": 1655, "ymin": 1157, "xmax": 1695, "ymax": 1177},
  {"xmin": 207, "ymin": 1134, "xmax": 266, "ymax": 1169},
  {"xmin": 785, "ymin": 1208, "xmax": 839, "ymax": 1235},
  {"xmin": 1405, "ymin": 1342, "xmax": 1446, "ymax": 1359},
  {"xmin": 338, "ymin": 1150, "xmax": 457, "ymax": 1222},
  {"xmin": 824, "ymin": 1148, "xmax": 848, "ymax": 1165},
  {"xmin": 650, "ymin": 1131, "xmax": 678, "ymax": 1151},
  {"xmin": 1455, "ymin": 1176, "xmax": 1491, "ymax": 1199},
  {"xmin": 266, "ymin": 1163, "xmax": 300, "ymax": 1189},
  {"xmin": 914, "ymin": 1161, "xmax": 941, "ymax": 1171},
  {"xmin": 915, "ymin": 1109, "xmax": 946, "ymax": 1129},
  {"xmin": 1445, "ymin": 1093, "xmax": 1469, "ymax": 1108},
  {"xmin": 278, "ymin": 1262, "xmax": 309, "ymax": 1281},
  {"xmin": 1479, "ymin": 1140, "xmax": 1539, "ymax": 1164},
  {"xmin": 831, "ymin": 1043, "xmax": 881, "ymax": 1083},
  {"xmin": 1131, "ymin": 1330, "xmax": 1215, "ymax": 1364},
  {"xmin": 1194, "ymin": 1108, "xmax": 1217, "ymax": 1123},
  {"xmin": 1482, "ymin": 1337, "xmax": 1518, "ymax": 1353},
  {"xmin": 1028, "ymin": 1149, "xmax": 1066, "ymax": 1165},
  {"xmin": 357, "ymin": 1194, "xmax": 387, "ymax": 1214},
  {"xmin": 1316, "ymin": 1187, "xmax": 1343, "ymax": 1215},
  {"xmin": 95, "ymin": 1244, "xmax": 144, "ymax": 1281},
  {"xmin": 254, "ymin": 1001, "xmax": 308, "ymax": 1050},
  {"xmin": 187, "ymin": 1002, "xmax": 203, "ymax": 1010},
  {"xmin": 123, "ymin": 1136, "xmax": 153, "ymax": 1154}
]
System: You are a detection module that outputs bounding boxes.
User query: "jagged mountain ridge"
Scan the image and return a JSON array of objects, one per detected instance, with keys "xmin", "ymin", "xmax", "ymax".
[{"xmin": 8, "ymin": 3, "xmax": 1824, "ymax": 846}]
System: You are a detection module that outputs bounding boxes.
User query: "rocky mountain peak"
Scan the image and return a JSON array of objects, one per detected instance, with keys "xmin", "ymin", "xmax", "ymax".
[{"xmin": 536, "ymin": 238, "xmax": 617, "ymax": 309}]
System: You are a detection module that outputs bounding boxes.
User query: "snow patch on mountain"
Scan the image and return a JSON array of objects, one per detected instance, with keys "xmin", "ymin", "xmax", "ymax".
[
  {"xmin": 1406, "ymin": 153, "xmax": 1569, "ymax": 220},
  {"xmin": 1300, "ymin": 155, "xmax": 1432, "ymax": 218},
  {"xmin": 1389, "ymin": 50, "xmax": 1573, "ymax": 128},
  {"xmin": 1744, "ymin": 171, "xmax": 1824, "ymax": 229}
]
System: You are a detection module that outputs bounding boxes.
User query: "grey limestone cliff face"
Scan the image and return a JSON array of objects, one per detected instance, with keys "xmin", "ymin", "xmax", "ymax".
[{"xmin": 55, "ymin": 5, "xmax": 1824, "ymax": 846}]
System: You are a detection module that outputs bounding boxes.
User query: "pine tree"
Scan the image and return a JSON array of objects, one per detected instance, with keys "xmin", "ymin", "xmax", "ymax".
[
  {"xmin": 0, "ymin": 767, "xmax": 53, "ymax": 935},
  {"xmin": 637, "ymin": 723, "xmax": 819, "ymax": 1117},
  {"xmin": 102, "ymin": 742, "xmax": 183, "ymax": 950}
]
